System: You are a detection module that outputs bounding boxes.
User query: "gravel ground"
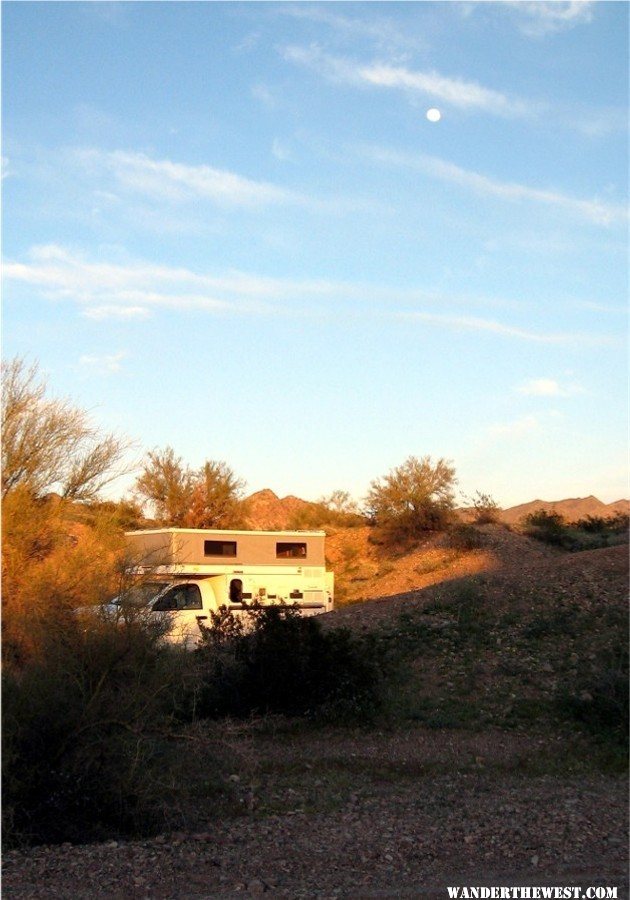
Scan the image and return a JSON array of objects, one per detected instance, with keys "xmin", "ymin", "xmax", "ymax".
[{"xmin": 4, "ymin": 729, "xmax": 627, "ymax": 899}]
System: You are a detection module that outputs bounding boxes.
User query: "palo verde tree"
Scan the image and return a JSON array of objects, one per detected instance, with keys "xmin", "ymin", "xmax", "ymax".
[
  {"xmin": 365, "ymin": 455, "xmax": 457, "ymax": 540},
  {"xmin": 186, "ymin": 460, "xmax": 248, "ymax": 528},
  {"xmin": 134, "ymin": 446, "xmax": 196, "ymax": 525},
  {"xmin": 135, "ymin": 447, "xmax": 247, "ymax": 528}
]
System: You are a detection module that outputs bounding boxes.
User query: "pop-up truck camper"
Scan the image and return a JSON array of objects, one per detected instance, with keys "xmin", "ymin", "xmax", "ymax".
[{"xmin": 121, "ymin": 528, "xmax": 334, "ymax": 648}]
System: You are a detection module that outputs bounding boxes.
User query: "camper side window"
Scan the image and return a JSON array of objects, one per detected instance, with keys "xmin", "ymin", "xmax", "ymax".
[
  {"xmin": 229, "ymin": 578, "xmax": 243, "ymax": 603},
  {"xmin": 204, "ymin": 540, "xmax": 237, "ymax": 557},
  {"xmin": 153, "ymin": 584, "xmax": 203, "ymax": 612},
  {"xmin": 276, "ymin": 542, "xmax": 307, "ymax": 558}
]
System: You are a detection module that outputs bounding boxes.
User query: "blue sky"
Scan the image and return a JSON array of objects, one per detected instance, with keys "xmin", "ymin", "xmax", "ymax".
[{"xmin": 3, "ymin": 1, "xmax": 628, "ymax": 507}]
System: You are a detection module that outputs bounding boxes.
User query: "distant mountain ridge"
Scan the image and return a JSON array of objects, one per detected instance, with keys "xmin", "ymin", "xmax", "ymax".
[
  {"xmin": 499, "ymin": 496, "xmax": 629, "ymax": 525},
  {"xmin": 245, "ymin": 489, "xmax": 629, "ymax": 530}
]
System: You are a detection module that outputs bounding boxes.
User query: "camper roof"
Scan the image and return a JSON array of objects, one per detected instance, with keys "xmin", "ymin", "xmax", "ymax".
[{"xmin": 125, "ymin": 528, "xmax": 326, "ymax": 537}]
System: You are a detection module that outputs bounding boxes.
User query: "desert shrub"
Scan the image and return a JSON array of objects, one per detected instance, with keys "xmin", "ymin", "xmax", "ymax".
[
  {"xmin": 365, "ymin": 455, "xmax": 456, "ymax": 542},
  {"xmin": 288, "ymin": 492, "xmax": 366, "ymax": 530},
  {"xmin": 467, "ymin": 491, "xmax": 501, "ymax": 524},
  {"xmin": 448, "ymin": 523, "xmax": 485, "ymax": 551},
  {"xmin": 524, "ymin": 509, "xmax": 628, "ymax": 552},
  {"xmin": 2, "ymin": 618, "xmax": 195, "ymax": 847},
  {"xmin": 193, "ymin": 603, "xmax": 387, "ymax": 721}
]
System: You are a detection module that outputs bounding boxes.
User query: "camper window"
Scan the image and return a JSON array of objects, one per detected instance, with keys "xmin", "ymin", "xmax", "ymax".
[
  {"xmin": 204, "ymin": 540, "xmax": 237, "ymax": 557},
  {"xmin": 153, "ymin": 584, "xmax": 203, "ymax": 612},
  {"xmin": 276, "ymin": 542, "xmax": 307, "ymax": 558},
  {"xmin": 229, "ymin": 578, "xmax": 243, "ymax": 603}
]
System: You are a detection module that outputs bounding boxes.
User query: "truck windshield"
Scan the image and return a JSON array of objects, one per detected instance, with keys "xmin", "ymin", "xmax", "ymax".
[{"xmin": 114, "ymin": 582, "xmax": 166, "ymax": 608}]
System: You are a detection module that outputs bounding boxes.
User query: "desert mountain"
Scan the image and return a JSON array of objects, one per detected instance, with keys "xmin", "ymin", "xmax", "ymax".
[
  {"xmin": 246, "ymin": 489, "xmax": 628, "ymax": 531},
  {"xmin": 244, "ymin": 489, "xmax": 314, "ymax": 530},
  {"xmin": 500, "ymin": 495, "xmax": 629, "ymax": 525}
]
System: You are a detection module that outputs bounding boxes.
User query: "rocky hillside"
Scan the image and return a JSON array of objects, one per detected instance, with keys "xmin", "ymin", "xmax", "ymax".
[{"xmin": 244, "ymin": 489, "xmax": 314, "ymax": 530}]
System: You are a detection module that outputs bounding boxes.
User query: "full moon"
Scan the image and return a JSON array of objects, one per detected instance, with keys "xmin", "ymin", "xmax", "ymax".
[{"xmin": 426, "ymin": 108, "xmax": 441, "ymax": 122}]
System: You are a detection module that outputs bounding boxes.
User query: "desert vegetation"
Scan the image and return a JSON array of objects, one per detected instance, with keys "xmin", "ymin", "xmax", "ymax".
[
  {"xmin": 2, "ymin": 357, "xmax": 627, "ymax": 857},
  {"xmin": 523, "ymin": 508, "xmax": 629, "ymax": 552}
]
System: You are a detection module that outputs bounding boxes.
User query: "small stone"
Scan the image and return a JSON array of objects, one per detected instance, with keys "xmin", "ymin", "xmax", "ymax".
[
  {"xmin": 106, "ymin": 840, "xmax": 119, "ymax": 849},
  {"xmin": 248, "ymin": 879, "xmax": 266, "ymax": 894},
  {"xmin": 228, "ymin": 774, "xmax": 241, "ymax": 783},
  {"xmin": 531, "ymin": 855, "xmax": 539, "ymax": 866}
]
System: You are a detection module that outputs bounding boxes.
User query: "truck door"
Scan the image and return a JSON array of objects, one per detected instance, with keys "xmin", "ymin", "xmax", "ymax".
[{"xmin": 151, "ymin": 582, "xmax": 207, "ymax": 648}]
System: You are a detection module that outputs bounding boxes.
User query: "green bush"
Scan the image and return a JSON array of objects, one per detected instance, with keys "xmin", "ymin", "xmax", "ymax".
[{"xmin": 193, "ymin": 603, "xmax": 387, "ymax": 721}]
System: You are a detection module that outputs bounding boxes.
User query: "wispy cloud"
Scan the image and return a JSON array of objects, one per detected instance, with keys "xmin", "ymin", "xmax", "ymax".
[
  {"xmin": 271, "ymin": 138, "xmax": 293, "ymax": 162},
  {"xmin": 487, "ymin": 415, "xmax": 541, "ymax": 438},
  {"xmin": 282, "ymin": 45, "xmax": 536, "ymax": 117},
  {"xmin": 3, "ymin": 244, "xmax": 363, "ymax": 320},
  {"xmin": 402, "ymin": 311, "xmax": 613, "ymax": 346},
  {"xmin": 76, "ymin": 149, "xmax": 311, "ymax": 209},
  {"xmin": 279, "ymin": 6, "xmax": 428, "ymax": 53},
  {"xmin": 82, "ymin": 306, "xmax": 152, "ymax": 322},
  {"xmin": 3, "ymin": 245, "xmax": 619, "ymax": 349},
  {"xmin": 251, "ymin": 82, "xmax": 278, "ymax": 109},
  {"xmin": 360, "ymin": 145, "xmax": 627, "ymax": 226},
  {"xmin": 507, "ymin": 1, "xmax": 595, "ymax": 37},
  {"xmin": 71, "ymin": 147, "xmax": 371, "ymax": 215},
  {"xmin": 516, "ymin": 377, "xmax": 584, "ymax": 397}
]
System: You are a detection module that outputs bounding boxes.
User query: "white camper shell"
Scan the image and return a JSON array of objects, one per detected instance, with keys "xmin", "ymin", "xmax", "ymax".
[{"xmin": 122, "ymin": 528, "xmax": 334, "ymax": 648}]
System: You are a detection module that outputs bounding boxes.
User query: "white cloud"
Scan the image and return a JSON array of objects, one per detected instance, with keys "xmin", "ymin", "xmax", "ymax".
[
  {"xmin": 282, "ymin": 45, "xmax": 535, "ymax": 117},
  {"xmin": 78, "ymin": 352, "xmax": 126, "ymax": 375},
  {"xmin": 509, "ymin": 2, "xmax": 595, "ymax": 37},
  {"xmin": 516, "ymin": 377, "xmax": 584, "ymax": 397},
  {"xmin": 358, "ymin": 63, "xmax": 532, "ymax": 116},
  {"xmin": 360, "ymin": 145, "xmax": 627, "ymax": 226}
]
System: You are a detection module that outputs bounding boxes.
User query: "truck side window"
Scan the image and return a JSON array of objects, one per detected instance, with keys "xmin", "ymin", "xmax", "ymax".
[
  {"xmin": 229, "ymin": 578, "xmax": 243, "ymax": 603},
  {"xmin": 153, "ymin": 584, "xmax": 202, "ymax": 611},
  {"xmin": 276, "ymin": 542, "xmax": 307, "ymax": 558}
]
